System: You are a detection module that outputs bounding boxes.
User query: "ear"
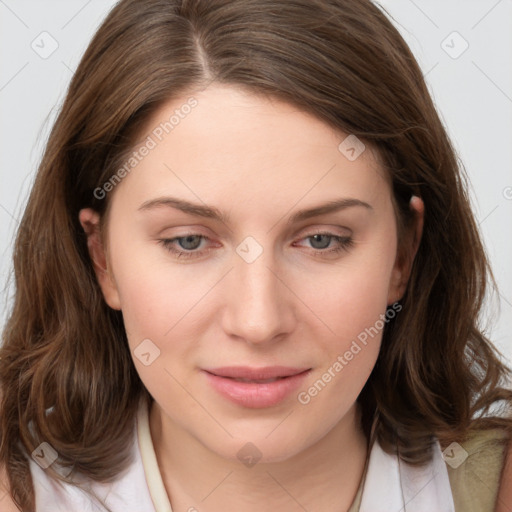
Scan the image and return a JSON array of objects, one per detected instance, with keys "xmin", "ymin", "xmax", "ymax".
[
  {"xmin": 387, "ymin": 195, "xmax": 424, "ymax": 304},
  {"xmin": 78, "ymin": 208, "xmax": 121, "ymax": 310}
]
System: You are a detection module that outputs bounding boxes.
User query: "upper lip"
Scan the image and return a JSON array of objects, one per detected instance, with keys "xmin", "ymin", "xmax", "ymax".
[{"xmin": 203, "ymin": 366, "xmax": 311, "ymax": 380}]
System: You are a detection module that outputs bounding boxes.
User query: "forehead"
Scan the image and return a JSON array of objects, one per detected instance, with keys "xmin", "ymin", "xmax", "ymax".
[{"xmin": 109, "ymin": 84, "xmax": 390, "ymax": 217}]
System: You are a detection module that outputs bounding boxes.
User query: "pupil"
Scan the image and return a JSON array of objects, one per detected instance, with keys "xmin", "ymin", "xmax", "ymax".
[
  {"xmin": 180, "ymin": 235, "xmax": 201, "ymax": 250},
  {"xmin": 311, "ymin": 234, "xmax": 330, "ymax": 249}
]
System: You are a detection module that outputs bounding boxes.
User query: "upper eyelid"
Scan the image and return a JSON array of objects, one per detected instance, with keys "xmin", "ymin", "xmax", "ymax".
[{"xmin": 159, "ymin": 222, "xmax": 352, "ymax": 235}]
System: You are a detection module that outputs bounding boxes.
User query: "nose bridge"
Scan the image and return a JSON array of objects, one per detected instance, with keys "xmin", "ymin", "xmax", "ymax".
[{"xmin": 222, "ymin": 236, "xmax": 294, "ymax": 344}]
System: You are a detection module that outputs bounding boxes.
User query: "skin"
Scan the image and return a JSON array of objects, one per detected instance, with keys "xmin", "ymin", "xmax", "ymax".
[{"xmin": 79, "ymin": 84, "xmax": 424, "ymax": 512}]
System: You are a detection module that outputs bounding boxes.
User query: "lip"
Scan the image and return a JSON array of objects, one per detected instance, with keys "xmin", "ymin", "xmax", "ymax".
[{"xmin": 202, "ymin": 366, "xmax": 312, "ymax": 408}]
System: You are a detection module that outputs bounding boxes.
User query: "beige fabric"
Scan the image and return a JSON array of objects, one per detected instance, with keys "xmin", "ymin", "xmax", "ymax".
[
  {"xmin": 347, "ymin": 466, "xmax": 365, "ymax": 512},
  {"xmin": 137, "ymin": 400, "xmax": 174, "ymax": 511}
]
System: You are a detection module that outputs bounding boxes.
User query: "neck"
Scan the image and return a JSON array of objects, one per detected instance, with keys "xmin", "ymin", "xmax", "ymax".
[{"xmin": 149, "ymin": 401, "xmax": 368, "ymax": 512}]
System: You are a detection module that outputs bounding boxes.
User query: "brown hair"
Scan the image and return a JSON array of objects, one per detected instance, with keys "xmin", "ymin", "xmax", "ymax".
[{"xmin": 1, "ymin": 0, "xmax": 511, "ymax": 509}]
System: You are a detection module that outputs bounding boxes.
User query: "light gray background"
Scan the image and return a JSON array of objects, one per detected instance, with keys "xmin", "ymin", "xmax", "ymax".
[{"xmin": 1, "ymin": 1, "xmax": 511, "ymax": 364}]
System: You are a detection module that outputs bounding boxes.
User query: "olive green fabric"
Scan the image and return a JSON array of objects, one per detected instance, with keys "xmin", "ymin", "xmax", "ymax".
[
  {"xmin": 445, "ymin": 429, "xmax": 507, "ymax": 512},
  {"xmin": 347, "ymin": 429, "xmax": 507, "ymax": 512}
]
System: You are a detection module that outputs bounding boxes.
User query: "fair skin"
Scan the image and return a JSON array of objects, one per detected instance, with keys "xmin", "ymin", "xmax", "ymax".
[
  {"xmin": 0, "ymin": 465, "xmax": 17, "ymax": 512},
  {"xmin": 78, "ymin": 84, "xmax": 424, "ymax": 512}
]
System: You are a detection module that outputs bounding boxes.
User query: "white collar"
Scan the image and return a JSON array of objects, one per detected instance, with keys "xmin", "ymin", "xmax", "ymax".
[
  {"xmin": 137, "ymin": 399, "xmax": 174, "ymax": 512},
  {"xmin": 359, "ymin": 436, "xmax": 455, "ymax": 512}
]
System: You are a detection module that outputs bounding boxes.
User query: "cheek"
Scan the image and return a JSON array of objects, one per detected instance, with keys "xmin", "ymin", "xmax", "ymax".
[
  {"xmin": 112, "ymin": 262, "xmax": 204, "ymax": 398},
  {"xmin": 302, "ymin": 274, "xmax": 385, "ymax": 382},
  {"xmin": 107, "ymin": 227, "xmax": 206, "ymax": 340},
  {"xmin": 115, "ymin": 268, "xmax": 205, "ymax": 350},
  {"xmin": 298, "ymin": 248, "xmax": 396, "ymax": 347},
  {"xmin": 294, "ymin": 269, "xmax": 390, "ymax": 421}
]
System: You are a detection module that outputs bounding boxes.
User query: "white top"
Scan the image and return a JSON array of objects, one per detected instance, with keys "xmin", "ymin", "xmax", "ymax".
[
  {"xmin": 28, "ymin": 399, "xmax": 454, "ymax": 511},
  {"xmin": 359, "ymin": 433, "xmax": 455, "ymax": 512},
  {"xmin": 29, "ymin": 399, "xmax": 173, "ymax": 512}
]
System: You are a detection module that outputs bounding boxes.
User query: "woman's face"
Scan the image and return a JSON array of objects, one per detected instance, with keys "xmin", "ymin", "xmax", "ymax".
[{"xmin": 81, "ymin": 84, "xmax": 420, "ymax": 463}]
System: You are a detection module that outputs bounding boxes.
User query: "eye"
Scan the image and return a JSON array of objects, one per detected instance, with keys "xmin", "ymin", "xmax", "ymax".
[
  {"xmin": 158, "ymin": 234, "xmax": 211, "ymax": 259},
  {"xmin": 158, "ymin": 231, "xmax": 354, "ymax": 261},
  {"xmin": 296, "ymin": 232, "xmax": 354, "ymax": 257}
]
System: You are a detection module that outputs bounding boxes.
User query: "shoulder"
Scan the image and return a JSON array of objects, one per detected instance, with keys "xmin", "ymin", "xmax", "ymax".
[
  {"xmin": 0, "ymin": 464, "xmax": 21, "ymax": 512},
  {"xmin": 25, "ymin": 410, "xmax": 155, "ymax": 512},
  {"xmin": 443, "ymin": 427, "xmax": 509, "ymax": 512}
]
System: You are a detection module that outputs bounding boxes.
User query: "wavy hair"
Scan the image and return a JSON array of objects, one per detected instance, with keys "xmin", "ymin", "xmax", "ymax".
[{"xmin": 1, "ymin": 0, "xmax": 511, "ymax": 509}]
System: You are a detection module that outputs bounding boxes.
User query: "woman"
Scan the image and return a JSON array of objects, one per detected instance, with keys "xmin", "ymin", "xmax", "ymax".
[{"xmin": 1, "ymin": 0, "xmax": 511, "ymax": 510}]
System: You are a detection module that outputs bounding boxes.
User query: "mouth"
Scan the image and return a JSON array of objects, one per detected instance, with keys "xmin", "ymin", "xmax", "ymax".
[
  {"xmin": 202, "ymin": 366, "xmax": 312, "ymax": 408},
  {"xmin": 224, "ymin": 376, "xmax": 289, "ymax": 383},
  {"xmin": 203, "ymin": 365, "xmax": 311, "ymax": 380}
]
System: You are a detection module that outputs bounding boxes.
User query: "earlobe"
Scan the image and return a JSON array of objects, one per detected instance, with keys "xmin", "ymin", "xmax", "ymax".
[
  {"xmin": 388, "ymin": 195, "xmax": 425, "ymax": 304},
  {"xmin": 78, "ymin": 208, "xmax": 121, "ymax": 310}
]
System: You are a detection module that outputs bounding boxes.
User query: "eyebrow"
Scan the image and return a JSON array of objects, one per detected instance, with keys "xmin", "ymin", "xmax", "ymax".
[{"xmin": 138, "ymin": 196, "xmax": 373, "ymax": 224}]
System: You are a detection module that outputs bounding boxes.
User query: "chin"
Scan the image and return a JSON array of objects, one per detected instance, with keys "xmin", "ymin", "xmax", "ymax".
[{"xmin": 210, "ymin": 430, "xmax": 310, "ymax": 466}]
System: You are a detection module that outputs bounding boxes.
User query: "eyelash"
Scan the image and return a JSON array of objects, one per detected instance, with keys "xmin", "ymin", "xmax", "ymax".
[{"xmin": 157, "ymin": 232, "xmax": 354, "ymax": 260}]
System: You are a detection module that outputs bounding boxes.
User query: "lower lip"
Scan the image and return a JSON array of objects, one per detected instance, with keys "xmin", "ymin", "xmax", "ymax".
[{"xmin": 202, "ymin": 370, "xmax": 311, "ymax": 409}]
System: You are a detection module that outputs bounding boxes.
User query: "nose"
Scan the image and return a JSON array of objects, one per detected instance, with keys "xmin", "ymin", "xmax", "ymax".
[{"xmin": 221, "ymin": 245, "xmax": 296, "ymax": 346}]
